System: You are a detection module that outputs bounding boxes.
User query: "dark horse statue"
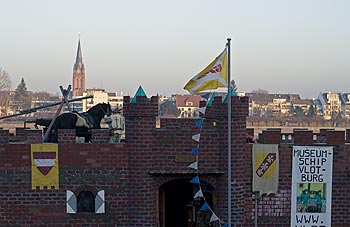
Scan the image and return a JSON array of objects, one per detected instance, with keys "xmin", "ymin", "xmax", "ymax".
[{"xmin": 48, "ymin": 103, "xmax": 112, "ymax": 143}]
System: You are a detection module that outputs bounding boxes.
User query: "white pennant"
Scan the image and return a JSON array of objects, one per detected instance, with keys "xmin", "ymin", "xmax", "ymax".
[
  {"xmin": 210, "ymin": 213, "xmax": 219, "ymax": 222},
  {"xmin": 188, "ymin": 161, "xmax": 198, "ymax": 170},
  {"xmin": 194, "ymin": 189, "xmax": 203, "ymax": 198},
  {"xmin": 196, "ymin": 107, "xmax": 206, "ymax": 114},
  {"xmin": 192, "ymin": 133, "xmax": 200, "ymax": 142}
]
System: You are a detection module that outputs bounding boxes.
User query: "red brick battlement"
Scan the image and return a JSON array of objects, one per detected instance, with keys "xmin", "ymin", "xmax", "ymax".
[{"xmin": 1, "ymin": 95, "xmax": 350, "ymax": 226}]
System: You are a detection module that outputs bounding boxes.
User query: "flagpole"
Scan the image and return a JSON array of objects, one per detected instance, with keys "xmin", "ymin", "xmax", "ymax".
[{"xmin": 227, "ymin": 37, "xmax": 232, "ymax": 227}]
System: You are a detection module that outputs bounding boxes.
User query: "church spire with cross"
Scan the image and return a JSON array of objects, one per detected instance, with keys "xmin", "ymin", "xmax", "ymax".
[{"xmin": 72, "ymin": 35, "xmax": 86, "ymax": 97}]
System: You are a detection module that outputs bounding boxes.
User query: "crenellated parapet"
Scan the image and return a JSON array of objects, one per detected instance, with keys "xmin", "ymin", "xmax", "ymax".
[
  {"xmin": 0, "ymin": 128, "xmax": 110, "ymax": 144},
  {"xmin": 123, "ymin": 95, "xmax": 159, "ymax": 117},
  {"xmin": 258, "ymin": 128, "xmax": 348, "ymax": 145}
]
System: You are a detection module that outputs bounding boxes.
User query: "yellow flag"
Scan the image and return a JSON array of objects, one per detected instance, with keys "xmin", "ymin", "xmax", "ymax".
[
  {"xmin": 31, "ymin": 144, "xmax": 59, "ymax": 190},
  {"xmin": 184, "ymin": 48, "xmax": 228, "ymax": 94},
  {"xmin": 252, "ymin": 144, "xmax": 279, "ymax": 195}
]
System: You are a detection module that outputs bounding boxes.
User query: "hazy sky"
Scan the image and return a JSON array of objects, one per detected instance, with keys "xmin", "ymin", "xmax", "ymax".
[{"xmin": 1, "ymin": 0, "xmax": 349, "ymax": 98}]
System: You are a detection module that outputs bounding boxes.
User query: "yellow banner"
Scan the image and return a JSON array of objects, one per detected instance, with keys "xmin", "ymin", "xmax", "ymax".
[
  {"xmin": 31, "ymin": 144, "xmax": 59, "ymax": 190},
  {"xmin": 252, "ymin": 144, "xmax": 279, "ymax": 195}
]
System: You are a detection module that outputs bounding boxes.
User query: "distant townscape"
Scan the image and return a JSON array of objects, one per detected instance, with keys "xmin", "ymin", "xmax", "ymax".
[{"xmin": 1, "ymin": 39, "xmax": 349, "ymax": 124}]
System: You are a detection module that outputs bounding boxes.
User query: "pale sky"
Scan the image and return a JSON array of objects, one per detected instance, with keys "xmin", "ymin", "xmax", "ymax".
[{"xmin": 1, "ymin": 0, "xmax": 349, "ymax": 98}]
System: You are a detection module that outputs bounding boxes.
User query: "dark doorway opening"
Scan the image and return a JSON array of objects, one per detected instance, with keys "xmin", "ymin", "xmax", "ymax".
[{"xmin": 159, "ymin": 178, "xmax": 214, "ymax": 227}]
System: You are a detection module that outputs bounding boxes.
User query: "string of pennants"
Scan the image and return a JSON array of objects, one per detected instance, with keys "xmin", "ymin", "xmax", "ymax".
[{"xmin": 187, "ymin": 92, "xmax": 229, "ymax": 227}]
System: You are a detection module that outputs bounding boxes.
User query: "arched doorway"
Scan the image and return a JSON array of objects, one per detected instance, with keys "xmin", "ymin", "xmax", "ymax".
[{"xmin": 159, "ymin": 178, "xmax": 214, "ymax": 227}]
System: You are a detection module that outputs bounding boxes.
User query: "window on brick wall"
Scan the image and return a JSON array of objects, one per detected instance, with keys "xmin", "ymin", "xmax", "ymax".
[
  {"xmin": 66, "ymin": 189, "xmax": 105, "ymax": 214},
  {"xmin": 77, "ymin": 190, "xmax": 95, "ymax": 212}
]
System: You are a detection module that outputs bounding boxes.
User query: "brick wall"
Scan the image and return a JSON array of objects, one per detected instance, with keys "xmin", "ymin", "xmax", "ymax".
[
  {"xmin": 0, "ymin": 141, "xmax": 128, "ymax": 226},
  {"xmin": 250, "ymin": 129, "xmax": 350, "ymax": 227},
  {"xmin": 1, "ymin": 95, "xmax": 350, "ymax": 226}
]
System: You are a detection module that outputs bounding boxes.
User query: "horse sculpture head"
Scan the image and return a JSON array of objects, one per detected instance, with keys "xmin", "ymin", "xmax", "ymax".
[
  {"xmin": 47, "ymin": 102, "xmax": 112, "ymax": 143},
  {"xmin": 86, "ymin": 102, "xmax": 112, "ymax": 128}
]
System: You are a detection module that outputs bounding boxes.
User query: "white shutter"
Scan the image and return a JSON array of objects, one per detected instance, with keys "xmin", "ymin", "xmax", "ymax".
[
  {"xmin": 66, "ymin": 190, "xmax": 77, "ymax": 214},
  {"xmin": 95, "ymin": 190, "xmax": 105, "ymax": 213}
]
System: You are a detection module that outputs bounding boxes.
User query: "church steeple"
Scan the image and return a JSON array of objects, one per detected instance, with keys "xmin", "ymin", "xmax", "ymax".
[
  {"xmin": 72, "ymin": 37, "xmax": 86, "ymax": 97},
  {"xmin": 74, "ymin": 39, "xmax": 84, "ymax": 70}
]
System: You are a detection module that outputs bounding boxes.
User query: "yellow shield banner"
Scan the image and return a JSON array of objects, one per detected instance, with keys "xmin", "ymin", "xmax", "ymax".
[
  {"xmin": 252, "ymin": 144, "xmax": 279, "ymax": 195},
  {"xmin": 31, "ymin": 144, "xmax": 59, "ymax": 190}
]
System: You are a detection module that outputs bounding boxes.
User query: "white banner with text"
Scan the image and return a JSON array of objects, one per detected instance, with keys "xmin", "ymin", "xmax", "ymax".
[{"xmin": 291, "ymin": 146, "xmax": 333, "ymax": 227}]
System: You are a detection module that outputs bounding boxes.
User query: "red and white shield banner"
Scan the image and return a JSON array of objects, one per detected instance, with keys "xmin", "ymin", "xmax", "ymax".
[
  {"xmin": 31, "ymin": 144, "xmax": 59, "ymax": 190},
  {"xmin": 33, "ymin": 152, "xmax": 56, "ymax": 176}
]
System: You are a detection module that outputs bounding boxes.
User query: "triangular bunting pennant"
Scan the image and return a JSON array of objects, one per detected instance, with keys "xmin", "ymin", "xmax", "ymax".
[
  {"xmin": 200, "ymin": 202, "xmax": 210, "ymax": 211},
  {"xmin": 195, "ymin": 119, "xmax": 203, "ymax": 128},
  {"xmin": 210, "ymin": 213, "xmax": 219, "ymax": 222},
  {"xmin": 223, "ymin": 224, "xmax": 228, "ymax": 227},
  {"xmin": 191, "ymin": 148, "xmax": 199, "ymax": 155},
  {"xmin": 192, "ymin": 133, "xmax": 200, "ymax": 142},
  {"xmin": 194, "ymin": 189, "xmax": 203, "ymax": 198},
  {"xmin": 206, "ymin": 92, "xmax": 216, "ymax": 107},
  {"xmin": 196, "ymin": 107, "xmax": 206, "ymax": 115},
  {"xmin": 223, "ymin": 86, "xmax": 237, "ymax": 103},
  {"xmin": 188, "ymin": 161, "xmax": 198, "ymax": 170},
  {"xmin": 190, "ymin": 176, "xmax": 199, "ymax": 184},
  {"xmin": 200, "ymin": 92, "xmax": 211, "ymax": 100}
]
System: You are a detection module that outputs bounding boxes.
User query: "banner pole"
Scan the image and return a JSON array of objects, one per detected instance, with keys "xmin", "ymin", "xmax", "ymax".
[{"xmin": 227, "ymin": 37, "xmax": 232, "ymax": 227}]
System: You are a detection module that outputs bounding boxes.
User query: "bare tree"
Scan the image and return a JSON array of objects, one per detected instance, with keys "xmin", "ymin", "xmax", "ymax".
[
  {"xmin": 0, "ymin": 68, "xmax": 11, "ymax": 90},
  {"xmin": 251, "ymin": 88, "xmax": 269, "ymax": 94}
]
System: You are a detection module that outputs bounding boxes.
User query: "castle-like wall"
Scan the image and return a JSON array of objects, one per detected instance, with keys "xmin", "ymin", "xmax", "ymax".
[
  {"xmin": 1, "ymin": 95, "xmax": 350, "ymax": 226},
  {"xmin": 0, "ymin": 140, "xmax": 128, "ymax": 226}
]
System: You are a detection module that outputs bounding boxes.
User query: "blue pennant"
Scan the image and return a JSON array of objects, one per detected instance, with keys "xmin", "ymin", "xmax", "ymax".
[
  {"xmin": 206, "ymin": 92, "xmax": 216, "ymax": 107},
  {"xmin": 190, "ymin": 176, "xmax": 199, "ymax": 184},
  {"xmin": 223, "ymin": 86, "xmax": 237, "ymax": 103},
  {"xmin": 195, "ymin": 119, "xmax": 203, "ymax": 128},
  {"xmin": 200, "ymin": 202, "xmax": 210, "ymax": 211},
  {"xmin": 191, "ymin": 148, "xmax": 198, "ymax": 155},
  {"xmin": 223, "ymin": 224, "xmax": 228, "ymax": 227},
  {"xmin": 200, "ymin": 92, "xmax": 210, "ymax": 100}
]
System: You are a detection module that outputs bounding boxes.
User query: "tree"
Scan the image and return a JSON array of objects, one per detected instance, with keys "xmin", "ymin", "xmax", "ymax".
[
  {"xmin": 251, "ymin": 88, "xmax": 269, "ymax": 94},
  {"xmin": 293, "ymin": 106, "xmax": 304, "ymax": 117},
  {"xmin": 15, "ymin": 78, "xmax": 27, "ymax": 98},
  {"xmin": 307, "ymin": 105, "xmax": 316, "ymax": 117},
  {"xmin": 0, "ymin": 68, "xmax": 11, "ymax": 90},
  {"xmin": 331, "ymin": 111, "xmax": 342, "ymax": 127},
  {"xmin": 13, "ymin": 78, "xmax": 31, "ymax": 110},
  {"xmin": 289, "ymin": 104, "xmax": 295, "ymax": 116},
  {"xmin": 264, "ymin": 107, "xmax": 273, "ymax": 117}
]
